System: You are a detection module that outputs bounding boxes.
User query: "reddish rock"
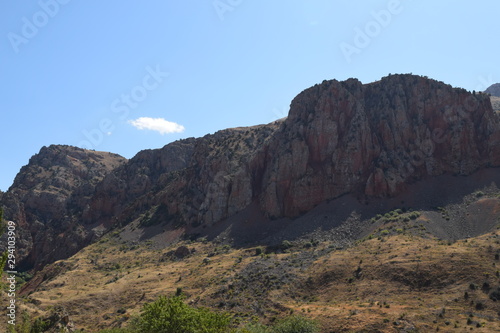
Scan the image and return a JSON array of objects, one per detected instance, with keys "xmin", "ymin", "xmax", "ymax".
[
  {"xmin": 2, "ymin": 145, "xmax": 126, "ymax": 270},
  {"xmin": 259, "ymin": 75, "xmax": 500, "ymax": 217}
]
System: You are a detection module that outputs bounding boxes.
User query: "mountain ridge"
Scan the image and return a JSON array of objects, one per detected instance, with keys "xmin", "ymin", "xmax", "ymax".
[
  {"xmin": 2, "ymin": 74, "xmax": 500, "ymax": 272},
  {"xmin": 1, "ymin": 145, "xmax": 126, "ymax": 270}
]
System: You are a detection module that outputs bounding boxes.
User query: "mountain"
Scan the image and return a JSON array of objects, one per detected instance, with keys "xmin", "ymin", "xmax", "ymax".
[
  {"xmin": 2, "ymin": 74, "xmax": 500, "ymax": 273},
  {"xmin": 1, "ymin": 145, "xmax": 126, "ymax": 270},
  {"xmin": 2, "ymin": 74, "xmax": 500, "ymax": 332},
  {"xmin": 485, "ymin": 83, "xmax": 500, "ymax": 97},
  {"xmin": 88, "ymin": 74, "xmax": 500, "ymax": 228}
]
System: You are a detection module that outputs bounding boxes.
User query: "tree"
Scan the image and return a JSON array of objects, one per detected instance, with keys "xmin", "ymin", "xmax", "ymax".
[
  {"xmin": 134, "ymin": 295, "xmax": 232, "ymax": 333},
  {"xmin": 272, "ymin": 316, "xmax": 320, "ymax": 333}
]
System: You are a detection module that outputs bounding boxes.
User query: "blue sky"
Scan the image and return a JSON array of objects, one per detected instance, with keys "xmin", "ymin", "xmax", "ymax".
[{"xmin": 1, "ymin": 0, "xmax": 499, "ymax": 191}]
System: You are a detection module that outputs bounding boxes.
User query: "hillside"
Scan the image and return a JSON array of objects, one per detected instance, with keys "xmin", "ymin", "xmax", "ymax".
[
  {"xmin": 6, "ymin": 186, "xmax": 500, "ymax": 332},
  {"xmin": 1, "ymin": 74, "xmax": 500, "ymax": 331}
]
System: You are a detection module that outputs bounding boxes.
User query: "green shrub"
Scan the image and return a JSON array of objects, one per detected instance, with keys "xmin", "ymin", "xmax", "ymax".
[
  {"xmin": 134, "ymin": 295, "xmax": 232, "ymax": 333},
  {"xmin": 30, "ymin": 317, "xmax": 52, "ymax": 333},
  {"xmin": 281, "ymin": 240, "xmax": 293, "ymax": 251},
  {"xmin": 272, "ymin": 315, "xmax": 319, "ymax": 333},
  {"xmin": 409, "ymin": 212, "xmax": 420, "ymax": 220},
  {"xmin": 239, "ymin": 323, "xmax": 271, "ymax": 333}
]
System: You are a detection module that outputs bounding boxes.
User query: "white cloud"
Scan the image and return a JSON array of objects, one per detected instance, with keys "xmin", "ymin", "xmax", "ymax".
[{"xmin": 128, "ymin": 117, "xmax": 185, "ymax": 135}]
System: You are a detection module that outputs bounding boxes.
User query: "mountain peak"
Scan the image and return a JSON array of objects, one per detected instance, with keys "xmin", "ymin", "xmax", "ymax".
[
  {"xmin": 484, "ymin": 83, "xmax": 500, "ymax": 114},
  {"xmin": 4, "ymin": 145, "xmax": 126, "ymax": 270},
  {"xmin": 485, "ymin": 83, "xmax": 500, "ymax": 97}
]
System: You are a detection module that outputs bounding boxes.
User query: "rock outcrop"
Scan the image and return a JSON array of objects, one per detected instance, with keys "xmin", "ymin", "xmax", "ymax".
[
  {"xmin": 84, "ymin": 138, "xmax": 197, "ymax": 227},
  {"xmin": 88, "ymin": 123, "xmax": 282, "ymax": 228},
  {"xmin": 1, "ymin": 145, "xmax": 126, "ymax": 270},
  {"xmin": 260, "ymin": 75, "xmax": 500, "ymax": 217},
  {"xmin": 88, "ymin": 75, "xmax": 500, "ymax": 229},
  {"xmin": 3, "ymin": 74, "xmax": 500, "ymax": 272}
]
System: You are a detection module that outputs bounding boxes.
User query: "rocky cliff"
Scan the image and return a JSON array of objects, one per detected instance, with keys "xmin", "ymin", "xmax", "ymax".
[
  {"xmin": 3, "ymin": 74, "xmax": 500, "ymax": 272},
  {"xmin": 87, "ymin": 75, "xmax": 500, "ymax": 231},
  {"xmin": 260, "ymin": 75, "xmax": 500, "ymax": 217},
  {"xmin": 1, "ymin": 145, "xmax": 126, "ymax": 270},
  {"xmin": 87, "ymin": 123, "xmax": 282, "ymax": 229}
]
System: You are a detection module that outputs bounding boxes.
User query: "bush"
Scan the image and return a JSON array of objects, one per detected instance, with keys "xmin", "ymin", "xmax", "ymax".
[
  {"xmin": 30, "ymin": 317, "xmax": 52, "ymax": 333},
  {"xmin": 272, "ymin": 315, "xmax": 319, "ymax": 333},
  {"xmin": 240, "ymin": 323, "xmax": 271, "ymax": 333},
  {"xmin": 281, "ymin": 240, "xmax": 293, "ymax": 251},
  {"xmin": 489, "ymin": 288, "xmax": 500, "ymax": 301},
  {"xmin": 409, "ymin": 212, "xmax": 420, "ymax": 220},
  {"xmin": 134, "ymin": 295, "xmax": 232, "ymax": 333}
]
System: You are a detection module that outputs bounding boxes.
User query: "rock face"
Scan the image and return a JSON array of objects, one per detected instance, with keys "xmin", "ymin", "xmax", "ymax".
[
  {"xmin": 89, "ymin": 75, "xmax": 500, "ymax": 229},
  {"xmin": 260, "ymin": 75, "xmax": 500, "ymax": 217},
  {"xmin": 88, "ymin": 124, "xmax": 282, "ymax": 229},
  {"xmin": 84, "ymin": 138, "xmax": 197, "ymax": 227},
  {"xmin": 3, "ymin": 74, "xmax": 500, "ymax": 272},
  {"xmin": 485, "ymin": 83, "xmax": 500, "ymax": 97},
  {"xmin": 1, "ymin": 145, "xmax": 126, "ymax": 270}
]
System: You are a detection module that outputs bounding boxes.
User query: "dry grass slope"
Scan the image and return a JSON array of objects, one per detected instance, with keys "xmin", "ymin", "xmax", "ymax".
[{"xmin": 2, "ymin": 191, "xmax": 500, "ymax": 332}]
